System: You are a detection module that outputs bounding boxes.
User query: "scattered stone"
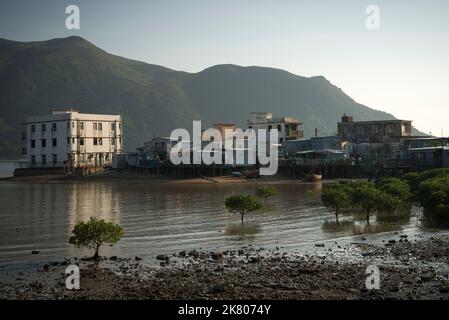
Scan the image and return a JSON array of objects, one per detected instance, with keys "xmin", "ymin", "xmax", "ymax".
[
  {"xmin": 439, "ymin": 286, "xmax": 449, "ymax": 294},
  {"xmin": 348, "ymin": 288, "xmax": 361, "ymax": 295},
  {"xmin": 211, "ymin": 252, "xmax": 224, "ymax": 260},
  {"xmin": 210, "ymin": 285, "xmax": 225, "ymax": 293},
  {"xmin": 249, "ymin": 256, "xmax": 262, "ymax": 263}
]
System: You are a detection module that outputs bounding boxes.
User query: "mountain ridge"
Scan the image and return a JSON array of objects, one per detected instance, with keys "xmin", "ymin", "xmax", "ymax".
[{"xmin": 0, "ymin": 36, "xmax": 419, "ymax": 159}]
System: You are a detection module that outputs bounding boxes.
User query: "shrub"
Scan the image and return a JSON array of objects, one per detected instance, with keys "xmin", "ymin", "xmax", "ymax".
[
  {"xmin": 225, "ymin": 194, "xmax": 263, "ymax": 224},
  {"xmin": 69, "ymin": 217, "xmax": 123, "ymax": 259},
  {"xmin": 256, "ymin": 185, "xmax": 278, "ymax": 202},
  {"xmin": 321, "ymin": 184, "xmax": 351, "ymax": 223},
  {"xmin": 416, "ymin": 175, "xmax": 449, "ymax": 215},
  {"xmin": 376, "ymin": 177, "xmax": 412, "ymax": 204}
]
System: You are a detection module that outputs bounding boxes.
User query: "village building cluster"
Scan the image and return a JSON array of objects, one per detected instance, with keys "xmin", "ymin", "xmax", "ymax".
[{"xmin": 21, "ymin": 110, "xmax": 449, "ymax": 176}]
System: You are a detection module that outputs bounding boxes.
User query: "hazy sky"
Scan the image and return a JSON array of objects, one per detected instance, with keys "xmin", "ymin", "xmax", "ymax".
[{"xmin": 1, "ymin": 0, "xmax": 448, "ymax": 135}]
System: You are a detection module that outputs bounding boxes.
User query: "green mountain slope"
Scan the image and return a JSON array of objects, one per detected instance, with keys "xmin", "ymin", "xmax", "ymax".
[{"xmin": 0, "ymin": 36, "xmax": 419, "ymax": 159}]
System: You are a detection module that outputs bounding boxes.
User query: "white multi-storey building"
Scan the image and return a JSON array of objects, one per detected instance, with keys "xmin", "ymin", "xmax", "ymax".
[
  {"xmin": 247, "ymin": 112, "xmax": 303, "ymax": 143},
  {"xmin": 24, "ymin": 110, "xmax": 122, "ymax": 168}
]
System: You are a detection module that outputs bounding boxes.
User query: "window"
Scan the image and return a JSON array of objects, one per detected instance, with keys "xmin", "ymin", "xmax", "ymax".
[
  {"xmin": 67, "ymin": 137, "xmax": 70, "ymax": 144},
  {"xmin": 93, "ymin": 123, "xmax": 97, "ymax": 130},
  {"xmin": 98, "ymin": 138, "xmax": 103, "ymax": 145},
  {"xmin": 41, "ymin": 155, "xmax": 46, "ymax": 165},
  {"xmin": 41, "ymin": 124, "xmax": 46, "ymax": 132},
  {"xmin": 79, "ymin": 138, "xmax": 84, "ymax": 146},
  {"xmin": 31, "ymin": 125, "xmax": 35, "ymax": 133},
  {"xmin": 78, "ymin": 122, "xmax": 84, "ymax": 130},
  {"xmin": 111, "ymin": 138, "xmax": 116, "ymax": 146},
  {"xmin": 119, "ymin": 123, "xmax": 121, "ymax": 130},
  {"xmin": 72, "ymin": 137, "xmax": 75, "ymax": 144},
  {"xmin": 52, "ymin": 154, "xmax": 57, "ymax": 164},
  {"xmin": 52, "ymin": 123, "xmax": 57, "ymax": 131},
  {"xmin": 277, "ymin": 124, "xmax": 282, "ymax": 132},
  {"xmin": 98, "ymin": 123, "xmax": 102, "ymax": 131},
  {"xmin": 52, "ymin": 138, "xmax": 57, "ymax": 147},
  {"xmin": 93, "ymin": 138, "xmax": 98, "ymax": 146},
  {"xmin": 41, "ymin": 139, "xmax": 46, "ymax": 148},
  {"xmin": 111, "ymin": 123, "xmax": 116, "ymax": 131},
  {"xmin": 31, "ymin": 140, "xmax": 35, "ymax": 148},
  {"xmin": 72, "ymin": 122, "xmax": 75, "ymax": 128},
  {"xmin": 268, "ymin": 125, "xmax": 272, "ymax": 131},
  {"xmin": 31, "ymin": 155, "xmax": 36, "ymax": 165}
]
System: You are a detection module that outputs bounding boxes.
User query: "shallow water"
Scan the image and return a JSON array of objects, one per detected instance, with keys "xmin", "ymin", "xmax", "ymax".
[{"xmin": 0, "ymin": 180, "xmax": 440, "ymax": 267}]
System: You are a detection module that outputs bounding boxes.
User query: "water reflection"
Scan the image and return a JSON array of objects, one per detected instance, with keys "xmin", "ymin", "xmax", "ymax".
[
  {"xmin": 321, "ymin": 220, "xmax": 355, "ymax": 234},
  {"xmin": 321, "ymin": 219, "xmax": 404, "ymax": 236},
  {"xmin": 225, "ymin": 223, "xmax": 262, "ymax": 240},
  {"xmin": 0, "ymin": 181, "xmax": 430, "ymax": 266}
]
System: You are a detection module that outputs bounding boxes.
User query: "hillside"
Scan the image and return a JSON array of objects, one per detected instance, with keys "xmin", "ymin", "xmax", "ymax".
[{"xmin": 0, "ymin": 36, "xmax": 416, "ymax": 159}]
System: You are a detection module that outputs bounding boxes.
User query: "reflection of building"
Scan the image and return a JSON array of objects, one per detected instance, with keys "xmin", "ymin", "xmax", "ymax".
[
  {"xmin": 338, "ymin": 115, "xmax": 412, "ymax": 144},
  {"xmin": 67, "ymin": 183, "xmax": 122, "ymax": 230},
  {"xmin": 66, "ymin": 183, "xmax": 123, "ymax": 257},
  {"xmin": 247, "ymin": 112, "xmax": 303, "ymax": 143},
  {"xmin": 24, "ymin": 110, "xmax": 122, "ymax": 168}
]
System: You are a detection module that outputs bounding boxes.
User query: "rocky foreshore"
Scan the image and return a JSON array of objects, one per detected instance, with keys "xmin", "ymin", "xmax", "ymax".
[{"xmin": 1, "ymin": 234, "xmax": 449, "ymax": 300}]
